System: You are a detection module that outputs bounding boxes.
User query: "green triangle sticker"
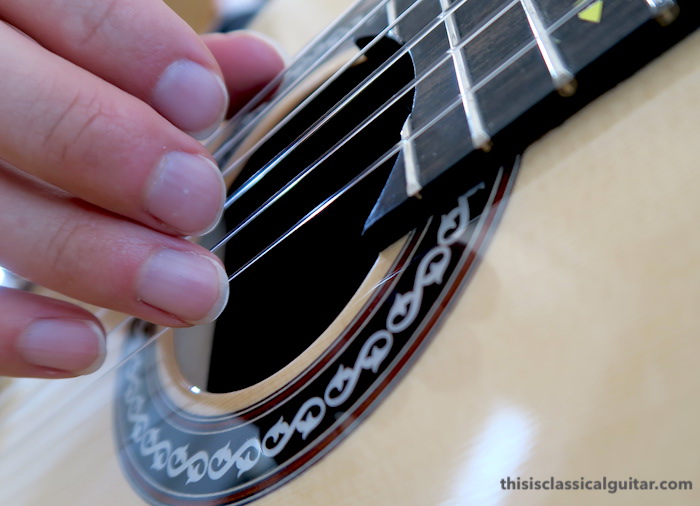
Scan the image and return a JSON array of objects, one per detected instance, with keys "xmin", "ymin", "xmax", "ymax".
[{"xmin": 578, "ymin": 1, "xmax": 604, "ymax": 24}]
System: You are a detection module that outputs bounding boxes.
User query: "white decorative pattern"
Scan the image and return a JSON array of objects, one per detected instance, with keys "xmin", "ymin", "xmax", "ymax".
[
  {"xmin": 121, "ymin": 188, "xmax": 478, "ymax": 485},
  {"xmin": 325, "ymin": 330, "xmax": 394, "ymax": 407},
  {"xmin": 123, "ymin": 359, "xmax": 263, "ymax": 484},
  {"xmin": 262, "ymin": 397, "xmax": 326, "ymax": 457}
]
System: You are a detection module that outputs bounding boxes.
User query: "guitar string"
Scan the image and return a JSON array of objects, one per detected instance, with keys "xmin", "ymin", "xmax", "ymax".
[
  {"xmin": 213, "ymin": 0, "xmax": 508, "ymax": 205},
  {"xmin": 216, "ymin": 0, "xmax": 520, "ymax": 219},
  {"xmin": 207, "ymin": 0, "xmax": 394, "ymax": 162},
  {"xmin": 205, "ymin": 0, "xmax": 593, "ymax": 257},
  {"xmin": 99, "ymin": 0, "xmax": 595, "ymax": 376},
  {"xmin": 208, "ymin": 0, "xmax": 476, "ymax": 177},
  {"xmin": 202, "ymin": 0, "xmax": 520, "ymax": 257},
  {"xmin": 225, "ymin": 97, "xmax": 462, "ymax": 281}
]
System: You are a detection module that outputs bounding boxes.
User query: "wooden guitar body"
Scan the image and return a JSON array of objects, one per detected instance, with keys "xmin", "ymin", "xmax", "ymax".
[{"xmin": 0, "ymin": 0, "xmax": 699, "ymax": 504}]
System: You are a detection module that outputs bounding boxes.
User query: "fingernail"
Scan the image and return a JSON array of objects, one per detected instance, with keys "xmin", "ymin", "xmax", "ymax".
[
  {"xmin": 235, "ymin": 30, "xmax": 290, "ymax": 65},
  {"xmin": 152, "ymin": 59, "xmax": 229, "ymax": 139},
  {"xmin": 17, "ymin": 319, "xmax": 106, "ymax": 375},
  {"xmin": 145, "ymin": 152, "xmax": 225, "ymax": 236},
  {"xmin": 137, "ymin": 249, "xmax": 229, "ymax": 325}
]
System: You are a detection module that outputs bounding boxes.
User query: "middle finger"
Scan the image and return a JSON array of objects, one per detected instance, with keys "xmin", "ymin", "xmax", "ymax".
[{"xmin": 0, "ymin": 23, "xmax": 226, "ymax": 237}]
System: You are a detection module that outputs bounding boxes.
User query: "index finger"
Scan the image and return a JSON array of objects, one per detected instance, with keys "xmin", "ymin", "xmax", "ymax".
[{"xmin": 2, "ymin": 0, "xmax": 227, "ymax": 137}]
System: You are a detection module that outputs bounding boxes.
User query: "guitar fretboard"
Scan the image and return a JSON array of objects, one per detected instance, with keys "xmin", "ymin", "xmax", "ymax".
[
  {"xmin": 213, "ymin": 0, "xmax": 698, "ymax": 249},
  {"xmin": 362, "ymin": 0, "xmax": 696, "ymax": 243}
]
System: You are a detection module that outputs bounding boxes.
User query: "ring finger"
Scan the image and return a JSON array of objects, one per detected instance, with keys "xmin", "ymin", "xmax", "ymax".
[{"xmin": 0, "ymin": 165, "xmax": 230, "ymax": 329}]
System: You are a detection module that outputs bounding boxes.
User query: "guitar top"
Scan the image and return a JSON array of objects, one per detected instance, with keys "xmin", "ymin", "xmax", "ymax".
[{"xmin": 1, "ymin": 0, "xmax": 699, "ymax": 505}]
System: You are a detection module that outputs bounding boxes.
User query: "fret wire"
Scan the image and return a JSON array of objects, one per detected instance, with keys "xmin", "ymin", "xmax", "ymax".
[
  {"xmin": 385, "ymin": 0, "xmax": 423, "ymax": 196},
  {"xmin": 644, "ymin": 0, "xmax": 679, "ymax": 24},
  {"xmin": 209, "ymin": 0, "xmax": 599, "ymax": 269},
  {"xmin": 220, "ymin": 0, "xmax": 520, "ymax": 215},
  {"xmin": 215, "ymin": 0, "xmax": 507, "ymax": 207},
  {"xmin": 519, "ymin": 0, "xmax": 575, "ymax": 92},
  {"xmin": 386, "ymin": 0, "xmax": 399, "ymax": 30},
  {"xmin": 402, "ymin": 120, "xmax": 423, "ymax": 197},
  {"xmin": 439, "ymin": 0, "xmax": 492, "ymax": 150}
]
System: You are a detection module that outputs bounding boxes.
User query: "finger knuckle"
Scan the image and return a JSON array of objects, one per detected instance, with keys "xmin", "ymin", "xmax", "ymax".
[
  {"xmin": 77, "ymin": 0, "xmax": 121, "ymax": 48},
  {"xmin": 42, "ymin": 211, "xmax": 99, "ymax": 282},
  {"xmin": 40, "ymin": 86, "xmax": 113, "ymax": 168}
]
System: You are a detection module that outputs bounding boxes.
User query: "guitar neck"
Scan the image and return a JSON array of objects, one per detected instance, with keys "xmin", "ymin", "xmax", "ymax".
[
  {"xmin": 211, "ymin": 0, "xmax": 700, "ymax": 248},
  {"xmin": 363, "ymin": 0, "xmax": 698, "ymax": 244}
]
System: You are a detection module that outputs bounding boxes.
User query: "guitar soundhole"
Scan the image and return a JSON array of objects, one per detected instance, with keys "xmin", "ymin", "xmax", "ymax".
[{"xmin": 177, "ymin": 37, "xmax": 415, "ymax": 393}]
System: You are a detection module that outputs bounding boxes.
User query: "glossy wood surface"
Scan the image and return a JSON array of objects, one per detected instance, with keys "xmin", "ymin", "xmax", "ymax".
[{"xmin": 0, "ymin": 0, "xmax": 698, "ymax": 504}]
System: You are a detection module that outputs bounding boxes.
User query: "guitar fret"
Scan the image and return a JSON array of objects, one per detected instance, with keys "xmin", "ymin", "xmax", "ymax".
[
  {"xmin": 519, "ymin": 0, "xmax": 575, "ymax": 94},
  {"xmin": 644, "ymin": 0, "xmax": 679, "ymax": 24},
  {"xmin": 401, "ymin": 121, "xmax": 423, "ymax": 196},
  {"xmin": 386, "ymin": 0, "xmax": 399, "ymax": 32},
  {"xmin": 386, "ymin": 0, "xmax": 423, "ymax": 196},
  {"xmin": 472, "ymin": 0, "xmax": 594, "ymax": 95},
  {"xmin": 439, "ymin": 0, "xmax": 492, "ymax": 151}
]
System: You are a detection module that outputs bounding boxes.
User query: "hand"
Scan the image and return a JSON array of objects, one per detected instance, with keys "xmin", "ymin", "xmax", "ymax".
[{"xmin": 0, "ymin": 0, "xmax": 284, "ymax": 379}]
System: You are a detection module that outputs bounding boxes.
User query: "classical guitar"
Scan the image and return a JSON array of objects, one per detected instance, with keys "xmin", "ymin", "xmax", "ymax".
[{"xmin": 1, "ymin": 0, "xmax": 699, "ymax": 504}]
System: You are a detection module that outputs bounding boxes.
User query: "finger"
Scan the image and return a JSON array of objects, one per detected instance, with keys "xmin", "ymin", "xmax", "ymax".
[
  {"xmin": 0, "ymin": 167, "xmax": 229, "ymax": 328},
  {"xmin": 1, "ymin": 0, "xmax": 227, "ymax": 137},
  {"xmin": 202, "ymin": 31, "xmax": 287, "ymax": 116},
  {"xmin": 0, "ymin": 24, "xmax": 225, "ymax": 237},
  {"xmin": 0, "ymin": 288, "xmax": 106, "ymax": 378}
]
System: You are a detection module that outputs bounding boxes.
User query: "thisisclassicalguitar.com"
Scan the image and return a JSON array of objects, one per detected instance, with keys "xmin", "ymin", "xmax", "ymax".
[{"xmin": 500, "ymin": 476, "xmax": 693, "ymax": 494}]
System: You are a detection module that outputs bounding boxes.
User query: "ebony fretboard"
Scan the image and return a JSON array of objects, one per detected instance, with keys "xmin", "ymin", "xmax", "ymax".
[{"xmin": 362, "ymin": 0, "xmax": 698, "ymax": 245}]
